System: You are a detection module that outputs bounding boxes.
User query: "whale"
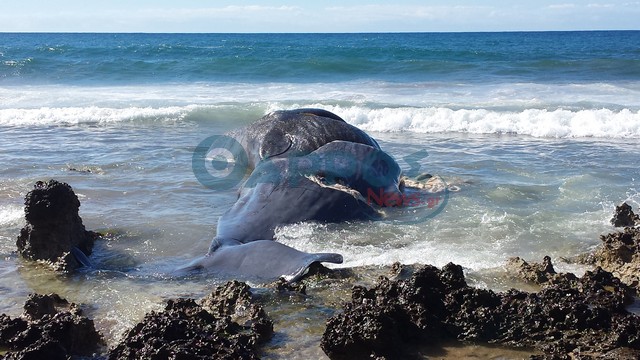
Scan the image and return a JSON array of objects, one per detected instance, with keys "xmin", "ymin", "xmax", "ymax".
[
  {"xmin": 227, "ymin": 108, "xmax": 381, "ymax": 169},
  {"xmin": 186, "ymin": 109, "xmax": 408, "ymax": 282},
  {"xmin": 208, "ymin": 140, "xmax": 404, "ymax": 250}
]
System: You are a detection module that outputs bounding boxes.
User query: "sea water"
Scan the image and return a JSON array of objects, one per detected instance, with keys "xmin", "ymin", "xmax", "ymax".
[{"xmin": 1, "ymin": 32, "xmax": 640, "ymax": 357}]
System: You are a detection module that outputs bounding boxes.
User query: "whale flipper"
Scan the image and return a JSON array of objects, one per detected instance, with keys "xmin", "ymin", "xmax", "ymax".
[
  {"xmin": 180, "ymin": 240, "xmax": 342, "ymax": 282},
  {"xmin": 71, "ymin": 246, "xmax": 93, "ymax": 268}
]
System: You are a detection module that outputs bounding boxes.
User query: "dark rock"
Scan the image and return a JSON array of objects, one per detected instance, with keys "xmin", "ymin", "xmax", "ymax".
[
  {"xmin": 1, "ymin": 339, "xmax": 68, "ymax": 360},
  {"xmin": 0, "ymin": 293, "xmax": 103, "ymax": 359},
  {"xmin": 266, "ymin": 277, "xmax": 307, "ymax": 295},
  {"xmin": 22, "ymin": 293, "xmax": 78, "ymax": 321},
  {"xmin": 16, "ymin": 179, "xmax": 98, "ymax": 271},
  {"xmin": 321, "ymin": 264, "xmax": 465, "ymax": 359},
  {"xmin": 200, "ymin": 280, "xmax": 273, "ymax": 346},
  {"xmin": 321, "ymin": 262, "xmax": 640, "ymax": 359},
  {"xmin": 611, "ymin": 202, "xmax": 639, "ymax": 227},
  {"xmin": 108, "ymin": 280, "xmax": 273, "ymax": 360},
  {"xmin": 0, "ymin": 315, "xmax": 28, "ymax": 347}
]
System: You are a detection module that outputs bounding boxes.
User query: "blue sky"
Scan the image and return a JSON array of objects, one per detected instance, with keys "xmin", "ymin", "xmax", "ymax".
[{"xmin": 2, "ymin": 0, "xmax": 638, "ymax": 33}]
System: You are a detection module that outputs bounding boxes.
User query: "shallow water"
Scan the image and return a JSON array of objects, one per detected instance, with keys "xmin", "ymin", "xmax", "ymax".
[{"xmin": 1, "ymin": 122, "xmax": 637, "ymax": 353}]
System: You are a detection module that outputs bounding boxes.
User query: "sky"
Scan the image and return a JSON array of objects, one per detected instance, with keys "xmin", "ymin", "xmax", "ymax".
[{"xmin": 1, "ymin": 0, "xmax": 638, "ymax": 33}]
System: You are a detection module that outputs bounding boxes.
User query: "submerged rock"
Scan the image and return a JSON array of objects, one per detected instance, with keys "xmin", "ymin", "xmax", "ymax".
[
  {"xmin": 108, "ymin": 280, "xmax": 273, "ymax": 359},
  {"xmin": 0, "ymin": 293, "xmax": 103, "ymax": 359},
  {"xmin": 16, "ymin": 179, "xmax": 98, "ymax": 271},
  {"xmin": 321, "ymin": 262, "xmax": 640, "ymax": 359},
  {"xmin": 266, "ymin": 277, "xmax": 307, "ymax": 294}
]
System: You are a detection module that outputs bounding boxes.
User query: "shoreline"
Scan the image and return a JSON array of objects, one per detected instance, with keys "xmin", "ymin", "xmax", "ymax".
[
  {"xmin": 2, "ymin": 181, "xmax": 640, "ymax": 359},
  {"xmin": 2, "ymin": 256, "xmax": 638, "ymax": 359}
]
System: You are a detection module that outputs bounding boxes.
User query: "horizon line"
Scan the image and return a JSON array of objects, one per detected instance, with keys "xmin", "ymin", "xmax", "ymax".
[{"xmin": 1, "ymin": 29, "xmax": 639, "ymax": 35}]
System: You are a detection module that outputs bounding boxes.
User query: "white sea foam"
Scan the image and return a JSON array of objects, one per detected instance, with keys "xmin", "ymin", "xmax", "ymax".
[
  {"xmin": 288, "ymin": 105, "xmax": 640, "ymax": 139},
  {"xmin": 2, "ymin": 81, "xmax": 640, "ymax": 137},
  {"xmin": 3, "ymin": 80, "xmax": 639, "ymax": 109},
  {"xmin": 0, "ymin": 205, "xmax": 23, "ymax": 227},
  {"xmin": 2, "ymin": 104, "xmax": 640, "ymax": 138},
  {"xmin": 0, "ymin": 106, "xmax": 192, "ymax": 126}
]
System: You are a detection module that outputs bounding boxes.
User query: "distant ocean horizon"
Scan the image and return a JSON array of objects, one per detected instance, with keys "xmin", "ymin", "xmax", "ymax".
[
  {"xmin": 1, "ymin": 31, "xmax": 640, "ymax": 356},
  {"xmin": 2, "ymin": 31, "xmax": 639, "ymax": 137}
]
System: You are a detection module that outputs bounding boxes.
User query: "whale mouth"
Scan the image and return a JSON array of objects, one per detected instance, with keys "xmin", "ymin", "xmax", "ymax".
[{"xmin": 305, "ymin": 174, "xmax": 365, "ymax": 200}]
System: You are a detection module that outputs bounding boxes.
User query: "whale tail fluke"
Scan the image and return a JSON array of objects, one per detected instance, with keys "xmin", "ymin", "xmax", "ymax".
[{"xmin": 177, "ymin": 239, "xmax": 342, "ymax": 283}]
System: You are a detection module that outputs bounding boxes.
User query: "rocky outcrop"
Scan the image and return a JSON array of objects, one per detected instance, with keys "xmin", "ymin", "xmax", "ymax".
[
  {"xmin": 505, "ymin": 255, "xmax": 578, "ymax": 285},
  {"xmin": 16, "ymin": 179, "xmax": 98, "ymax": 271},
  {"xmin": 592, "ymin": 203, "xmax": 640, "ymax": 287},
  {"xmin": 611, "ymin": 202, "xmax": 639, "ymax": 228},
  {"xmin": 108, "ymin": 280, "xmax": 273, "ymax": 359},
  {"xmin": 321, "ymin": 263, "xmax": 640, "ymax": 360},
  {"xmin": 0, "ymin": 293, "xmax": 103, "ymax": 359}
]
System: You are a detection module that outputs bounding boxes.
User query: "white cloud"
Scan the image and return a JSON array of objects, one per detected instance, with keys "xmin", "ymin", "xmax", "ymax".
[
  {"xmin": 148, "ymin": 5, "xmax": 300, "ymax": 16},
  {"xmin": 547, "ymin": 3, "xmax": 576, "ymax": 9},
  {"xmin": 587, "ymin": 3, "xmax": 614, "ymax": 7},
  {"xmin": 325, "ymin": 4, "xmax": 490, "ymax": 20},
  {"xmin": 321, "ymin": 4, "xmax": 501, "ymax": 32}
]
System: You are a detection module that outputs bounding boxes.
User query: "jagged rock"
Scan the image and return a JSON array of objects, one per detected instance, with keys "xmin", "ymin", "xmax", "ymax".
[
  {"xmin": 22, "ymin": 293, "xmax": 80, "ymax": 321},
  {"xmin": 108, "ymin": 280, "xmax": 273, "ymax": 359},
  {"xmin": 321, "ymin": 263, "xmax": 640, "ymax": 359},
  {"xmin": 200, "ymin": 280, "xmax": 273, "ymax": 346},
  {"xmin": 16, "ymin": 179, "xmax": 98, "ymax": 271},
  {"xmin": 266, "ymin": 277, "xmax": 307, "ymax": 294},
  {"xmin": 321, "ymin": 263, "xmax": 464, "ymax": 359},
  {"xmin": 611, "ymin": 202, "xmax": 639, "ymax": 227},
  {"xmin": 593, "ymin": 204, "xmax": 640, "ymax": 287},
  {"xmin": 505, "ymin": 256, "xmax": 578, "ymax": 285},
  {"xmin": 0, "ymin": 293, "xmax": 103, "ymax": 359}
]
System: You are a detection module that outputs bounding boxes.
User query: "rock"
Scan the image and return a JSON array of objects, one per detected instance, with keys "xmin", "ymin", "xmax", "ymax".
[
  {"xmin": 266, "ymin": 277, "xmax": 307, "ymax": 295},
  {"xmin": 505, "ymin": 256, "xmax": 577, "ymax": 285},
  {"xmin": 0, "ymin": 293, "xmax": 103, "ymax": 359},
  {"xmin": 22, "ymin": 293, "xmax": 79, "ymax": 321},
  {"xmin": 16, "ymin": 179, "xmax": 98, "ymax": 271},
  {"xmin": 200, "ymin": 280, "xmax": 273, "ymax": 346},
  {"xmin": 593, "ymin": 204, "xmax": 640, "ymax": 287},
  {"xmin": 321, "ymin": 263, "xmax": 465, "ymax": 359},
  {"xmin": 108, "ymin": 280, "xmax": 273, "ymax": 359},
  {"xmin": 321, "ymin": 263, "xmax": 640, "ymax": 359},
  {"xmin": 611, "ymin": 202, "xmax": 639, "ymax": 227},
  {"xmin": 600, "ymin": 347, "xmax": 640, "ymax": 359}
]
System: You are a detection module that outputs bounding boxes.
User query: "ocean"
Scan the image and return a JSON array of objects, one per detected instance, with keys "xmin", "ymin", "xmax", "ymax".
[{"xmin": 1, "ymin": 31, "xmax": 640, "ymax": 357}]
